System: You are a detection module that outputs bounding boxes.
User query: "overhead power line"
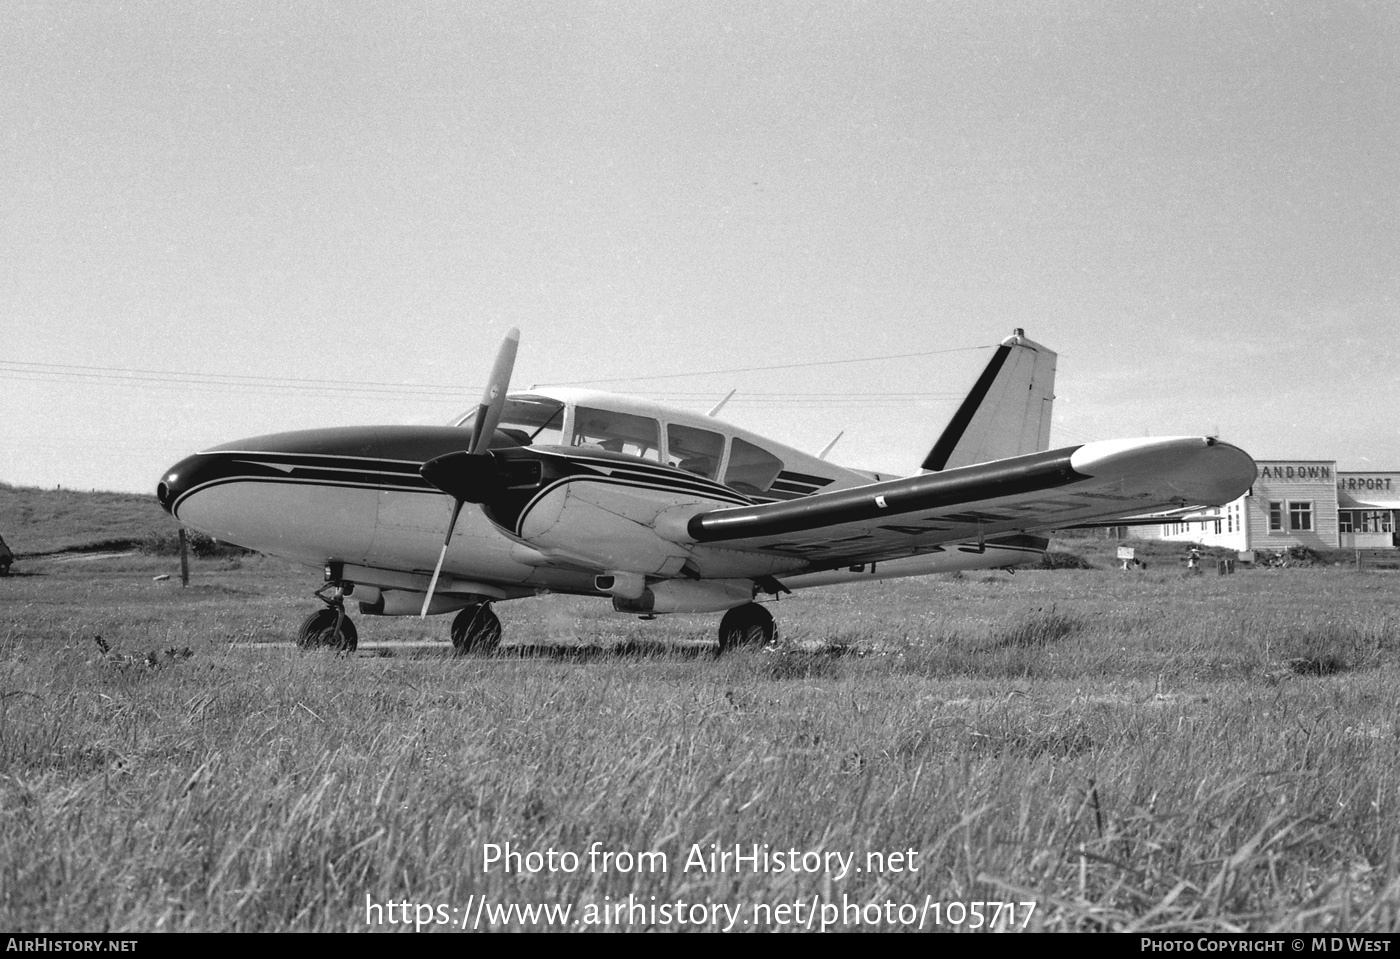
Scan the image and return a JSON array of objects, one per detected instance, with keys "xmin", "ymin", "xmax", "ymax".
[
  {"xmin": 0, "ymin": 346, "xmax": 989, "ymax": 404},
  {"xmin": 0, "ymin": 368, "xmax": 966, "ymax": 406},
  {"xmin": 533, "ymin": 345, "xmax": 991, "ymax": 386}
]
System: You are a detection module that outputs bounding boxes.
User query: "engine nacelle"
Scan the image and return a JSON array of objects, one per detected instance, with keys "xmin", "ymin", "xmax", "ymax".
[{"xmin": 612, "ymin": 579, "xmax": 753, "ymax": 614}]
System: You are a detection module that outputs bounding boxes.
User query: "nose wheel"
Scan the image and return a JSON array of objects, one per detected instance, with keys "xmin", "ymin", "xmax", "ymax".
[
  {"xmin": 296, "ymin": 606, "xmax": 358, "ymax": 652},
  {"xmin": 297, "ymin": 581, "xmax": 358, "ymax": 652},
  {"xmin": 451, "ymin": 603, "xmax": 502, "ymax": 655}
]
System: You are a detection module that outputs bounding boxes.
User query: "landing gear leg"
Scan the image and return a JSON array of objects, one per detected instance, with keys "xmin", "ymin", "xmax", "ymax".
[
  {"xmin": 451, "ymin": 603, "xmax": 502, "ymax": 655},
  {"xmin": 717, "ymin": 603, "xmax": 776, "ymax": 655},
  {"xmin": 298, "ymin": 583, "xmax": 358, "ymax": 652}
]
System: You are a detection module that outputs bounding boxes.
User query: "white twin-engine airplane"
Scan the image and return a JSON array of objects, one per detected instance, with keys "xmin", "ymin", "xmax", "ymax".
[{"xmin": 156, "ymin": 329, "xmax": 1257, "ymax": 654}]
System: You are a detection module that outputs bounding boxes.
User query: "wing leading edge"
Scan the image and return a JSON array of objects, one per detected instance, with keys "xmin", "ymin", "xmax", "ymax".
[{"xmin": 676, "ymin": 436, "xmax": 1256, "ymax": 569}]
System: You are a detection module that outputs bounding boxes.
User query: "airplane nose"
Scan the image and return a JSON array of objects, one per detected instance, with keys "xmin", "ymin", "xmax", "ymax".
[
  {"xmin": 156, "ymin": 454, "xmax": 204, "ymax": 516},
  {"xmin": 155, "ymin": 469, "xmax": 180, "ymax": 515}
]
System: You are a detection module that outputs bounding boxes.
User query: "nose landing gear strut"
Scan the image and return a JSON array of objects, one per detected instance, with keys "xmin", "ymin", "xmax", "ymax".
[{"xmin": 297, "ymin": 581, "xmax": 359, "ymax": 652}]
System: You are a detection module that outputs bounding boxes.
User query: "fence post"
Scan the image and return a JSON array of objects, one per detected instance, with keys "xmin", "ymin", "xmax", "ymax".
[{"xmin": 179, "ymin": 528, "xmax": 190, "ymax": 587}]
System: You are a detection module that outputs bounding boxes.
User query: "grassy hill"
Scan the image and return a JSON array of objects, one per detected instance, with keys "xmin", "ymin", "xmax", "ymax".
[{"xmin": 0, "ymin": 482, "xmax": 179, "ymax": 557}]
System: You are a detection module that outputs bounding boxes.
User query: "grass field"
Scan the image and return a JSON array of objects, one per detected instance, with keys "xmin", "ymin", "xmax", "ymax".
[{"xmin": 4, "ymin": 485, "xmax": 1400, "ymax": 932}]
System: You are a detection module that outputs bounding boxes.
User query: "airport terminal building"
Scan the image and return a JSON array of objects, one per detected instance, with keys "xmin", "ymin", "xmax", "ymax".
[{"xmin": 1130, "ymin": 460, "xmax": 1400, "ymax": 553}]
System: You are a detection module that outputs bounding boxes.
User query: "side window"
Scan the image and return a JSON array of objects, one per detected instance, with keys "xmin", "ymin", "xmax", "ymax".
[
  {"xmin": 571, "ymin": 407, "xmax": 661, "ymax": 462},
  {"xmin": 667, "ymin": 424, "xmax": 725, "ymax": 479},
  {"xmin": 724, "ymin": 438, "xmax": 784, "ymax": 494}
]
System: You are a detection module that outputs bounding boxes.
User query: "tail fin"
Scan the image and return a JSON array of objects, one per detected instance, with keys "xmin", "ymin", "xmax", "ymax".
[{"xmin": 921, "ymin": 329, "xmax": 1057, "ymax": 471}]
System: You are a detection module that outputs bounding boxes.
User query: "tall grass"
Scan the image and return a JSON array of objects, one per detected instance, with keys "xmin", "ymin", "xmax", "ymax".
[{"xmin": 4, "ymin": 554, "xmax": 1400, "ymax": 931}]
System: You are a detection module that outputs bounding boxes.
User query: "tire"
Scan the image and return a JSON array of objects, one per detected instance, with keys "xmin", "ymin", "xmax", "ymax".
[
  {"xmin": 451, "ymin": 604, "xmax": 502, "ymax": 655},
  {"xmin": 296, "ymin": 607, "xmax": 358, "ymax": 652},
  {"xmin": 717, "ymin": 603, "xmax": 775, "ymax": 654}
]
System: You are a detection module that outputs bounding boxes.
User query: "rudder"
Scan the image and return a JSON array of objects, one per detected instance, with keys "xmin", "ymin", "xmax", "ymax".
[{"xmin": 921, "ymin": 329, "xmax": 1057, "ymax": 472}]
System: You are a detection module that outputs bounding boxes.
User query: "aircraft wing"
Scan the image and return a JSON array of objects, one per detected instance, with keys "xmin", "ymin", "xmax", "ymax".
[
  {"xmin": 1060, "ymin": 508, "xmax": 1226, "ymax": 530},
  {"xmin": 678, "ymin": 437, "xmax": 1256, "ymax": 570}
]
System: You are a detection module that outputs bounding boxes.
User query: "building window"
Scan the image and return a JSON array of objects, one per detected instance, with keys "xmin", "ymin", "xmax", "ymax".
[
  {"xmin": 1340, "ymin": 512, "xmax": 1354, "ymax": 534},
  {"xmin": 1358, "ymin": 511, "xmax": 1393, "ymax": 533},
  {"xmin": 1288, "ymin": 501, "xmax": 1312, "ymax": 531},
  {"xmin": 1269, "ymin": 502, "xmax": 1283, "ymax": 531}
]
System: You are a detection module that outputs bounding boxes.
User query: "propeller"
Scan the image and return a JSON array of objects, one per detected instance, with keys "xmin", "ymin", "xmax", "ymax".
[{"xmin": 419, "ymin": 327, "xmax": 519, "ymax": 617}]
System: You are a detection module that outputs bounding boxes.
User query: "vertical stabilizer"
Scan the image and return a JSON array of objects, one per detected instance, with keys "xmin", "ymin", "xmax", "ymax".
[{"xmin": 920, "ymin": 329, "xmax": 1057, "ymax": 472}]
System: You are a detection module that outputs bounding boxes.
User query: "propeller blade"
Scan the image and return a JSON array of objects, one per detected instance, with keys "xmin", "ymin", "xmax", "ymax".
[
  {"xmin": 421, "ymin": 328, "xmax": 520, "ymax": 618},
  {"xmin": 468, "ymin": 327, "xmax": 520, "ymax": 455},
  {"xmin": 420, "ymin": 497, "xmax": 465, "ymax": 618}
]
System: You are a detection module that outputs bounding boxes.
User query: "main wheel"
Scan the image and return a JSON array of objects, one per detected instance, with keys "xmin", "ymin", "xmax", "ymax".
[
  {"xmin": 451, "ymin": 604, "xmax": 502, "ymax": 655},
  {"xmin": 296, "ymin": 607, "xmax": 359, "ymax": 652},
  {"xmin": 717, "ymin": 603, "xmax": 775, "ymax": 654}
]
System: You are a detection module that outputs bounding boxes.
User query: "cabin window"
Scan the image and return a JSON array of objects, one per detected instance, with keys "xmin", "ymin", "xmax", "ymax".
[
  {"xmin": 724, "ymin": 437, "xmax": 784, "ymax": 494},
  {"xmin": 666, "ymin": 424, "xmax": 725, "ymax": 478},
  {"xmin": 571, "ymin": 407, "xmax": 661, "ymax": 462},
  {"xmin": 452, "ymin": 395, "xmax": 565, "ymax": 447}
]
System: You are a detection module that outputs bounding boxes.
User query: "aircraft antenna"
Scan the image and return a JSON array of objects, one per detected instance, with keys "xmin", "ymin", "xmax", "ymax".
[
  {"xmin": 707, "ymin": 390, "xmax": 736, "ymax": 417},
  {"xmin": 818, "ymin": 432, "xmax": 844, "ymax": 460}
]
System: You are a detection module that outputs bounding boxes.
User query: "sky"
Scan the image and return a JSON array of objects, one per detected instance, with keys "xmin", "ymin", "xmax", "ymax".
[{"xmin": 2, "ymin": 1, "xmax": 1397, "ymax": 493}]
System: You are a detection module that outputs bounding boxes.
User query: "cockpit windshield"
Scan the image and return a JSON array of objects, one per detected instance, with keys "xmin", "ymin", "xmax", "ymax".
[
  {"xmin": 572, "ymin": 406, "xmax": 662, "ymax": 462},
  {"xmin": 451, "ymin": 395, "xmax": 566, "ymax": 447}
]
